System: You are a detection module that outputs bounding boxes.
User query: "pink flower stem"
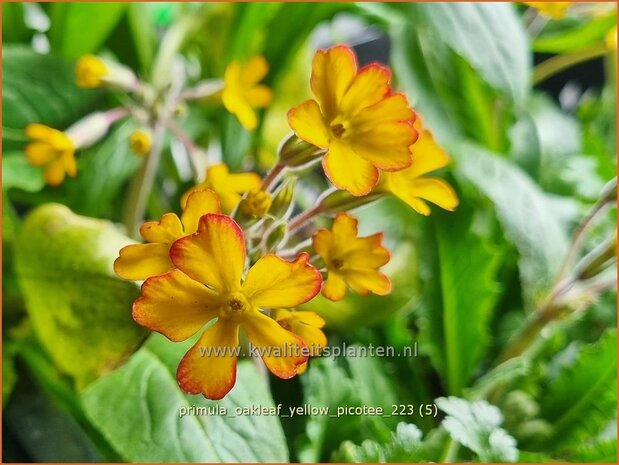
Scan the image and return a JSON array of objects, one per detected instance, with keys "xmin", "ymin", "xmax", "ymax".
[
  {"xmin": 261, "ymin": 162, "xmax": 286, "ymax": 192},
  {"xmin": 288, "ymin": 204, "xmax": 324, "ymax": 235}
]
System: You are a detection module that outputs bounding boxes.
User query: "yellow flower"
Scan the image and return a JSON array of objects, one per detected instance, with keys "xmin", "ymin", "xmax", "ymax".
[
  {"xmin": 222, "ymin": 56, "xmax": 273, "ymax": 130},
  {"xmin": 524, "ymin": 2, "xmax": 571, "ymax": 19},
  {"xmin": 606, "ymin": 26, "xmax": 617, "ymax": 51},
  {"xmin": 130, "ymin": 129, "xmax": 151, "ymax": 156},
  {"xmin": 24, "ymin": 124, "xmax": 76, "ymax": 186},
  {"xmin": 312, "ymin": 212, "xmax": 391, "ymax": 301},
  {"xmin": 75, "ymin": 54, "xmax": 139, "ymax": 91},
  {"xmin": 115, "ymin": 189, "xmax": 220, "ymax": 281},
  {"xmin": 288, "ymin": 45, "xmax": 417, "ymax": 196},
  {"xmin": 274, "ymin": 309, "xmax": 327, "ymax": 374},
  {"xmin": 133, "ymin": 213, "xmax": 323, "ymax": 399},
  {"xmin": 75, "ymin": 55, "xmax": 109, "ymax": 88},
  {"xmin": 383, "ymin": 117, "xmax": 459, "ymax": 216},
  {"xmin": 182, "ymin": 163, "xmax": 262, "ymax": 214},
  {"xmin": 239, "ymin": 189, "xmax": 272, "ymax": 218}
]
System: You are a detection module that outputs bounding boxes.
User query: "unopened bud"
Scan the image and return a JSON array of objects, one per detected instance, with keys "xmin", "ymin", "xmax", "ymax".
[
  {"xmin": 319, "ymin": 189, "xmax": 383, "ymax": 215},
  {"xmin": 278, "ymin": 134, "xmax": 325, "ymax": 168},
  {"xmin": 269, "ymin": 177, "xmax": 296, "ymax": 219},
  {"xmin": 65, "ymin": 111, "xmax": 116, "ymax": 149},
  {"xmin": 240, "ymin": 189, "xmax": 272, "ymax": 218}
]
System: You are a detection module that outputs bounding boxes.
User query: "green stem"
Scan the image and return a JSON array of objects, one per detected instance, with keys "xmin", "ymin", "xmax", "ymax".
[
  {"xmin": 261, "ymin": 162, "xmax": 286, "ymax": 192},
  {"xmin": 533, "ymin": 42, "xmax": 608, "ymax": 85},
  {"xmin": 439, "ymin": 437, "xmax": 460, "ymax": 463}
]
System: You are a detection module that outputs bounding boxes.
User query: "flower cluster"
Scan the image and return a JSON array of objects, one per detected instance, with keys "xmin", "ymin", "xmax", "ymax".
[{"xmin": 107, "ymin": 45, "xmax": 459, "ymax": 399}]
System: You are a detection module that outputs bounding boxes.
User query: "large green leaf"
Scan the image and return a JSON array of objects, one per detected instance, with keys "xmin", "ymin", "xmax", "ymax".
[
  {"xmin": 419, "ymin": 209, "xmax": 503, "ymax": 395},
  {"xmin": 2, "ymin": 46, "xmax": 101, "ymax": 150},
  {"xmin": 49, "ymin": 3, "xmax": 128, "ymax": 58},
  {"xmin": 81, "ymin": 334, "xmax": 289, "ymax": 462},
  {"xmin": 2, "ymin": 151, "xmax": 45, "ymax": 193},
  {"xmin": 451, "ymin": 142, "xmax": 571, "ymax": 308},
  {"xmin": 14, "ymin": 204, "xmax": 145, "ymax": 387},
  {"xmin": 538, "ymin": 329, "xmax": 617, "ymax": 449}
]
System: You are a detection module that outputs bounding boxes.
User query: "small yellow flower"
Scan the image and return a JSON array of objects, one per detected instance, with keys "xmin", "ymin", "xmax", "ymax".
[
  {"xmin": 274, "ymin": 309, "xmax": 327, "ymax": 374},
  {"xmin": 524, "ymin": 2, "xmax": 572, "ymax": 19},
  {"xmin": 288, "ymin": 45, "xmax": 417, "ymax": 196},
  {"xmin": 312, "ymin": 212, "xmax": 391, "ymax": 301},
  {"xmin": 182, "ymin": 163, "xmax": 262, "ymax": 214},
  {"xmin": 130, "ymin": 129, "xmax": 152, "ymax": 156},
  {"xmin": 115, "ymin": 189, "xmax": 220, "ymax": 281},
  {"xmin": 383, "ymin": 117, "xmax": 459, "ymax": 216},
  {"xmin": 240, "ymin": 189, "xmax": 272, "ymax": 218},
  {"xmin": 222, "ymin": 56, "xmax": 273, "ymax": 130},
  {"xmin": 133, "ymin": 213, "xmax": 323, "ymax": 399},
  {"xmin": 606, "ymin": 26, "xmax": 617, "ymax": 51},
  {"xmin": 75, "ymin": 55, "xmax": 109, "ymax": 88},
  {"xmin": 24, "ymin": 124, "xmax": 76, "ymax": 186}
]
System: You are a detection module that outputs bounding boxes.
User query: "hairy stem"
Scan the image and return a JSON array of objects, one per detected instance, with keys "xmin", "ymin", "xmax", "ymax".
[
  {"xmin": 288, "ymin": 203, "xmax": 324, "ymax": 234},
  {"xmin": 261, "ymin": 162, "xmax": 286, "ymax": 192}
]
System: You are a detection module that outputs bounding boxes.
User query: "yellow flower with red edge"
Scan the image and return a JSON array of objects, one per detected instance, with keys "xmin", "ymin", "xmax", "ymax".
[
  {"xmin": 182, "ymin": 163, "xmax": 262, "ymax": 214},
  {"xmin": 222, "ymin": 56, "xmax": 273, "ymax": 130},
  {"xmin": 24, "ymin": 124, "xmax": 77, "ymax": 186},
  {"xmin": 288, "ymin": 45, "xmax": 417, "ymax": 196},
  {"xmin": 383, "ymin": 117, "xmax": 459, "ymax": 216},
  {"xmin": 133, "ymin": 213, "xmax": 322, "ymax": 399},
  {"xmin": 115, "ymin": 189, "xmax": 220, "ymax": 280},
  {"xmin": 274, "ymin": 309, "xmax": 327, "ymax": 374},
  {"xmin": 312, "ymin": 212, "xmax": 391, "ymax": 301}
]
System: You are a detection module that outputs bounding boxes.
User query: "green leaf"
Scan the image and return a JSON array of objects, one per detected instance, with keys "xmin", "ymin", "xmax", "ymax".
[
  {"xmin": 534, "ymin": 13, "xmax": 617, "ymax": 53},
  {"xmin": 538, "ymin": 329, "xmax": 617, "ymax": 448},
  {"xmin": 14, "ymin": 204, "xmax": 145, "ymax": 387},
  {"xmin": 82, "ymin": 334, "xmax": 289, "ymax": 463},
  {"xmin": 451, "ymin": 141, "xmax": 571, "ymax": 308},
  {"xmin": 2, "ymin": 348, "xmax": 17, "ymax": 406},
  {"xmin": 49, "ymin": 3, "xmax": 128, "ymax": 58},
  {"xmin": 2, "ymin": 2, "xmax": 31, "ymax": 43},
  {"xmin": 2, "ymin": 45, "xmax": 101, "ymax": 150},
  {"xmin": 419, "ymin": 209, "xmax": 503, "ymax": 395},
  {"xmin": 437, "ymin": 396, "xmax": 519, "ymax": 462},
  {"xmin": 2, "ymin": 151, "xmax": 45, "ymax": 193}
]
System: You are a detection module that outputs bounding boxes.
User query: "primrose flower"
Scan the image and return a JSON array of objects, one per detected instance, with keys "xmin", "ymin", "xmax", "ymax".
[
  {"xmin": 383, "ymin": 117, "xmax": 459, "ymax": 216},
  {"xmin": 24, "ymin": 124, "xmax": 76, "ymax": 186},
  {"xmin": 75, "ymin": 54, "xmax": 139, "ymax": 91},
  {"xmin": 130, "ymin": 129, "xmax": 152, "ymax": 156},
  {"xmin": 312, "ymin": 212, "xmax": 391, "ymax": 301},
  {"xmin": 115, "ymin": 189, "xmax": 220, "ymax": 280},
  {"xmin": 288, "ymin": 45, "xmax": 417, "ymax": 196},
  {"xmin": 274, "ymin": 309, "xmax": 327, "ymax": 374},
  {"xmin": 182, "ymin": 163, "xmax": 262, "ymax": 214},
  {"xmin": 523, "ymin": 2, "xmax": 571, "ymax": 19},
  {"xmin": 239, "ymin": 189, "xmax": 272, "ymax": 218},
  {"xmin": 222, "ymin": 56, "xmax": 273, "ymax": 130},
  {"xmin": 133, "ymin": 213, "xmax": 322, "ymax": 399}
]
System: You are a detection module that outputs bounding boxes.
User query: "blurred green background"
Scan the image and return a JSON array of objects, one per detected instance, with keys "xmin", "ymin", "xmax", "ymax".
[{"xmin": 2, "ymin": 2, "xmax": 617, "ymax": 463}]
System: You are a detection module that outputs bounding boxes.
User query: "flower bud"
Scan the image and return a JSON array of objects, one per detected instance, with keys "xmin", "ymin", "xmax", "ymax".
[
  {"xmin": 269, "ymin": 177, "xmax": 296, "ymax": 219},
  {"xmin": 75, "ymin": 54, "xmax": 139, "ymax": 92},
  {"xmin": 278, "ymin": 134, "xmax": 325, "ymax": 168},
  {"xmin": 319, "ymin": 189, "xmax": 383, "ymax": 215},
  {"xmin": 130, "ymin": 129, "xmax": 152, "ymax": 156},
  {"xmin": 239, "ymin": 189, "xmax": 272, "ymax": 218},
  {"xmin": 65, "ymin": 112, "xmax": 116, "ymax": 149}
]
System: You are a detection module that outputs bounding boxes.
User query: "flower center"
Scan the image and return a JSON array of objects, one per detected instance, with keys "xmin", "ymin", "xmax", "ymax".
[
  {"xmin": 331, "ymin": 258, "xmax": 344, "ymax": 270},
  {"xmin": 221, "ymin": 291, "xmax": 250, "ymax": 319},
  {"xmin": 330, "ymin": 123, "xmax": 346, "ymax": 138}
]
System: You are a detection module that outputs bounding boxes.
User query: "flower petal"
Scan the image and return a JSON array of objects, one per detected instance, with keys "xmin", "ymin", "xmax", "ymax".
[
  {"xmin": 311, "ymin": 229, "xmax": 332, "ymax": 262},
  {"xmin": 311, "ymin": 45, "xmax": 356, "ymax": 119},
  {"xmin": 351, "ymin": 122, "xmax": 414, "ymax": 171},
  {"xmin": 225, "ymin": 171, "xmax": 262, "ymax": 196},
  {"xmin": 322, "ymin": 140, "xmax": 379, "ymax": 196},
  {"xmin": 44, "ymin": 158, "xmax": 66, "ymax": 186},
  {"xmin": 242, "ymin": 311, "xmax": 307, "ymax": 378},
  {"xmin": 407, "ymin": 177, "xmax": 459, "ymax": 212},
  {"xmin": 139, "ymin": 213, "xmax": 184, "ymax": 244},
  {"xmin": 241, "ymin": 56, "xmax": 269, "ymax": 86},
  {"xmin": 114, "ymin": 243, "xmax": 174, "ymax": 281},
  {"xmin": 170, "ymin": 213, "xmax": 246, "ymax": 291},
  {"xmin": 180, "ymin": 189, "xmax": 221, "ymax": 235},
  {"xmin": 63, "ymin": 151, "xmax": 77, "ymax": 177},
  {"xmin": 340, "ymin": 63, "xmax": 391, "ymax": 117},
  {"xmin": 25, "ymin": 123, "xmax": 53, "ymax": 141},
  {"xmin": 322, "ymin": 273, "xmax": 347, "ymax": 301},
  {"xmin": 340, "ymin": 234, "xmax": 391, "ymax": 270},
  {"xmin": 25, "ymin": 143, "xmax": 56, "ymax": 165},
  {"xmin": 133, "ymin": 269, "xmax": 220, "ymax": 341},
  {"xmin": 177, "ymin": 319, "xmax": 240, "ymax": 399},
  {"xmin": 245, "ymin": 84, "xmax": 272, "ymax": 108},
  {"xmin": 407, "ymin": 129, "xmax": 451, "ymax": 177},
  {"xmin": 243, "ymin": 253, "xmax": 322, "ymax": 308},
  {"xmin": 341, "ymin": 268, "xmax": 392, "ymax": 296},
  {"xmin": 288, "ymin": 99, "xmax": 330, "ymax": 148}
]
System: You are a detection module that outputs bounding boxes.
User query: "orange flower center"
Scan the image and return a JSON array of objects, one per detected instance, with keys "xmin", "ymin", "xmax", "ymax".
[
  {"xmin": 330, "ymin": 258, "xmax": 344, "ymax": 270},
  {"xmin": 221, "ymin": 291, "xmax": 250, "ymax": 319},
  {"xmin": 329, "ymin": 118, "xmax": 350, "ymax": 139}
]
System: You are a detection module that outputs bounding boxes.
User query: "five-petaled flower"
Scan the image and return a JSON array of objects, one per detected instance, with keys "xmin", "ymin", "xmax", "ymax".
[
  {"xmin": 288, "ymin": 45, "xmax": 417, "ymax": 196},
  {"xmin": 133, "ymin": 213, "xmax": 322, "ymax": 399},
  {"xmin": 274, "ymin": 309, "xmax": 327, "ymax": 373},
  {"xmin": 382, "ymin": 117, "xmax": 459, "ymax": 216},
  {"xmin": 312, "ymin": 212, "xmax": 391, "ymax": 301},
  {"xmin": 182, "ymin": 163, "xmax": 262, "ymax": 214},
  {"xmin": 115, "ymin": 189, "xmax": 220, "ymax": 280},
  {"xmin": 222, "ymin": 56, "xmax": 273, "ymax": 130},
  {"xmin": 24, "ymin": 124, "xmax": 77, "ymax": 186}
]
